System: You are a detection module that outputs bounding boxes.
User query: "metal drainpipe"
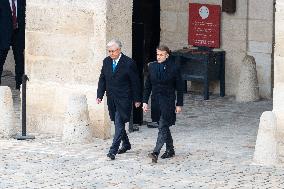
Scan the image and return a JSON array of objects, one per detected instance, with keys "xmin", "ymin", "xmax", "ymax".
[{"xmin": 15, "ymin": 75, "xmax": 35, "ymax": 140}]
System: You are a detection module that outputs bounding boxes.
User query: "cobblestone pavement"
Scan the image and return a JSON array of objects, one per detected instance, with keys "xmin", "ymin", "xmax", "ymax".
[{"xmin": 1, "ymin": 72, "xmax": 283, "ymax": 189}]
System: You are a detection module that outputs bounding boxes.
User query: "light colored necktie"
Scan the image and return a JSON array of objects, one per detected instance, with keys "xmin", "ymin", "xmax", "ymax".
[{"xmin": 112, "ymin": 60, "xmax": 117, "ymax": 72}]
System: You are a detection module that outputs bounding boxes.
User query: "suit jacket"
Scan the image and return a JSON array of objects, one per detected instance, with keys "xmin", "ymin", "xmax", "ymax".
[
  {"xmin": 97, "ymin": 53, "xmax": 142, "ymax": 123},
  {"xmin": 143, "ymin": 59, "xmax": 184, "ymax": 126},
  {"xmin": 0, "ymin": 0, "xmax": 26, "ymax": 50}
]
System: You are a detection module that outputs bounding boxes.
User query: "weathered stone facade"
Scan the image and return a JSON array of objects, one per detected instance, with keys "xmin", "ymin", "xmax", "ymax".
[
  {"xmin": 2, "ymin": 0, "xmax": 276, "ymax": 141},
  {"xmin": 25, "ymin": 0, "xmax": 132, "ymax": 139},
  {"xmin": 5, "ymin": 0, "xmax": 273, "ymax": 99},
  {"xmin": 254, "ymin": 0, "xmax": 284, "ymax": 166},
  {"xmin": 273, "ymin": 0, "xmax": 284, "ymax": 164},
  {"xmin": 160, "ymin": 0, "xmax": 274, "ymax": 98},
  {"xmin": 236, "ymin": 55, "xmax": 259, "ymax": 102}
]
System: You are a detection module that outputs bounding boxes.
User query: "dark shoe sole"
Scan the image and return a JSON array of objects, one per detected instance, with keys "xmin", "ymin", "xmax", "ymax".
[
  {"xmin": 161, "ymin": 154, "xmax": 175, "ymax": 159},
  {"xmin": 148, "ymin": 153, "xmax": 158, "ymax": 163},
  {"xmin": 107, "ymin": 153, "xmax": 115, "ymax": 160},
  {"xmin": 117, "ymin": 147, "xmax": 131, "ymax": 154}
]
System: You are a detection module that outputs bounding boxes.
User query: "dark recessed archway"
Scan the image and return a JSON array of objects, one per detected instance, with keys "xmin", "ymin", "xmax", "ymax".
[{"xmin": 132, "ymin": 0, "xmax": 160, "ymax": 125}]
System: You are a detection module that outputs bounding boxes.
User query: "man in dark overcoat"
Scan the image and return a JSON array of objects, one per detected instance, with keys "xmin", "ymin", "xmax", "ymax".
[
  {"xmin": 0, "ymin": 0, "xmax": 26, "ymax": 89},
  {"xmin": 97, "ymin": 39, "xmax": 141, "ymax": 160},
  {"xmin": 143, "ymin": 45, "xmax": 184, "ymax": 163}
]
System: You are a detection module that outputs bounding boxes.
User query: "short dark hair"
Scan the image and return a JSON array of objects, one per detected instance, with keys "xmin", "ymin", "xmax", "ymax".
[{"xmin": 156, "ymin": 45, "xmax": 171, "ymax": 55}]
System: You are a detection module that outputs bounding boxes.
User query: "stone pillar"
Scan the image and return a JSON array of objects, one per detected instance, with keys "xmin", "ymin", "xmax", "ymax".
[
  {"xmin": 236, "ymin": 55, "xmax": 260, "ymax": 102},
  {"xmin": 253, "ymin": 111, "xmax": 278, "ymax": 165},
  {"xmin": 62, "ymin": 94, "xmax": 92, "ymax": 144},
  {"xmin": 0, "ymin": 86, "xmax": 16, "ymax": 137},
  {"xmin": 25, "ymin": 0, "xmax": 133, "ymax": 139},
  {"xmin": 3, "ymin": 50, "xmax": 15, "ymax": 75}
]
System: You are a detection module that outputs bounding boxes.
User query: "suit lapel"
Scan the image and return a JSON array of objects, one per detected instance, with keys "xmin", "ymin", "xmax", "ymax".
[
  {"xmin": 6, "ymin": 0, "xmax": 13, "ymax": 17},
  {"xmin": 107, "ymin": 58, "xmax": 113, "ymax": 76}
]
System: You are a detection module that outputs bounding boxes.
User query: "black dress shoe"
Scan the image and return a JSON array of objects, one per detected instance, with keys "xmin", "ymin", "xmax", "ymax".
[
  {"xmin": 148, "ymin": 152, "xmax": 158, "ymax": 163},
  {"xmin": 107, "ymin": 153, "xmax": 115, "ymax": 160},
  {"xmin": 161, "ymin": 150, "xmax": 175, "ymax": 159},
  {"xmin": 117, "ymin": 146, "xmax": 131, "ymax": 154}
]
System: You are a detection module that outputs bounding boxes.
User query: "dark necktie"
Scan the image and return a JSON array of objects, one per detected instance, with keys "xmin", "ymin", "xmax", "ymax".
[
  {"xmin": 12, "ymin": 0, "xmax": 17, "ymax": 29},
  {"xmin": 157, "ymin": 63, "xmax": 164, "ymax": 80}
]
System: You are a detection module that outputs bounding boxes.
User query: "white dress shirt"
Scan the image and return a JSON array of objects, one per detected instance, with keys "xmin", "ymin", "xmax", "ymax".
[
  {"xmin": 114, "ymin": 53, "xmax": 122, "ymax": 63},
  {"xmin": 9, "ymin": 0, "xmax": 17, "ymax": 16}
]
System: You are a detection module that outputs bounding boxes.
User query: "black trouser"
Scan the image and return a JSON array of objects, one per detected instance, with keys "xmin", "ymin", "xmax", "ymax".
[
  {"xmin": 153, "ymin": 118, "xmax": 174, "ymax": 155},
  {"xmin": 0, "ymin": 29, "xmax": 24, "ymax": 88},
  {"xmin": 109, "ymin": 111, "xmax": 131, "ymax": 155}
]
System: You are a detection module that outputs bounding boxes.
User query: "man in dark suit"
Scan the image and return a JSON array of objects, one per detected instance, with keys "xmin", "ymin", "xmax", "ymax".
[
  {"xmin": 143, "ymin": 45, "xmax": 184, "ymax": 163},
  {"xmin": 97, "ymin": 39, "xmax": 141, "ymax": 160},
  {"xmin": 0, "ymin": 0, "xmax": 26, "ymax": 89}
]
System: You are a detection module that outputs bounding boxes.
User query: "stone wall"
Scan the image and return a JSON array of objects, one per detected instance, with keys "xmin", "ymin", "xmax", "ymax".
[
  {"xmin": 248, "ymin": 0, "xmax": 274, "ymax": 98},
  {"xmin": 254, "ymin": 0, "xmax": 284, "ymax": 166},
  {"xmin": 25, "ymin": 0, "xmax": 132, "ymax": 139},
  {"xmin": 274, "ymin": 0, "xmax": 284, "ymax": 163},
  {"xmin": 160, "ymin": 0, "xmax": 273, "ymax": 98}
]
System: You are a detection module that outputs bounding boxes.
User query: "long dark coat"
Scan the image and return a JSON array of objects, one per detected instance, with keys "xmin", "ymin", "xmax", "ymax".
[
  {"xmin": 0, "ymin": 0, "xmax": 26, "ymax": 50},
  {"xmin": 143, "ymin": 59, "xmax": 184, "ymax": 126},
  {"xmin": 97, "ymin": 53, "xmax": 141, "ymax": 123}
]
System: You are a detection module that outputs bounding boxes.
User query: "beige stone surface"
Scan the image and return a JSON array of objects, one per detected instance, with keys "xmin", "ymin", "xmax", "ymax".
[
  {"xmin": 248, "ymin": 20, "xmax": 273, "ymax": 43},
  {"xmin": 0, "ymin": 86, "xmax": 16, "ymax": 138},
  {"xmin": 161, "ymin": 11, "xmax": 178, "ymax": 33},
  {"xmin": 62, "ymin": 94, "xmax": 93, "ymax": 144},
  {"xmin": 106, "ymin": 0, "xmax": 132, "ymax": 57},
  {"xmin": 236, "ymin": 55, "xmax": 259, "ymax": 102},
  {"xmin": 274, "ymin": 56, "xmax": 284, "ymax": 83},
  {"xmin": 248, "ymin": 52, "xmax": 272, "ymax": 98},
  {"xmin": 25, "ymin": 0, "xmax": 132, "ymax": 139},
  {"xmin": 254, "ymin": 0, "xmax": 284, "ymax": 166},
  {"xmin": 222, "ymin": 19, "xmax": 247, "ymax": 41},
  {"xmin": 253, "ymin": 111, "xmax": 278, "ymax": 166},
  {"xmin": 273, "ymin": 84, "xmax": 284, "ymax": 133},
  {"xmin": 249, "ymin": 0, "xmax": 274, "ymax": 21},
  {"xmin": 248, "ymin": 41, "xmax": 272, "ymax": 54},
  {"xmin": 3, "ymin": 50, "xmax": 15, "ymax": 75},
  {"xmin": 160, "ymin": 0, "xmax": 273, "ymax": 98}
]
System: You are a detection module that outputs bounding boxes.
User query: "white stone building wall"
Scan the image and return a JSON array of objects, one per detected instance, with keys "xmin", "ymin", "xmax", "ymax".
[
  {"xmin": 274, "ymin": 0, "xmax": 284, "ymax": 136},
  {"xmin": 25, "ymin": 0, "xmax": 133, "ymax": 139}
]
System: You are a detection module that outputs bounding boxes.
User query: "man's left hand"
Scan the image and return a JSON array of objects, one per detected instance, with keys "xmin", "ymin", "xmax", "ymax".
[{"xmin": 175, "ymin": 106, "xmax": 182, "ymax": 113}]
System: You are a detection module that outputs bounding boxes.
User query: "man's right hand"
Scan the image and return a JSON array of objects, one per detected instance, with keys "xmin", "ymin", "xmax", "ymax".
[
  {"xmin": 142, "ymin": 103, "xmax": 148, "ymax": 112},
  {"xmin": 96, "ymin": 98, "xmax": 102, "ymax": 104}
]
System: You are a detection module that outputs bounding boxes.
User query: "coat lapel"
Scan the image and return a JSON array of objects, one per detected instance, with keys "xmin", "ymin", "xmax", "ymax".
[{"xmin": 6, "ymin": 0, "xmax": 13, "ymax": 18}]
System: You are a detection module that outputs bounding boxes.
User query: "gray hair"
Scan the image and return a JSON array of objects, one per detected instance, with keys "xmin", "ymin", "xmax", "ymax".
[{"xmin": 107, "ymin": 39, "xmax": 122, "ymax": 49}]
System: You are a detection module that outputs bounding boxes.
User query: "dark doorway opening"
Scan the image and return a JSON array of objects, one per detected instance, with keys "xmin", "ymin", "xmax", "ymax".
[{"xmin": 132, "ymin": 0, "xmax": 160, "ymax": 125}]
